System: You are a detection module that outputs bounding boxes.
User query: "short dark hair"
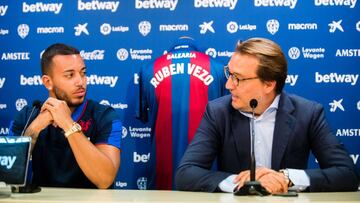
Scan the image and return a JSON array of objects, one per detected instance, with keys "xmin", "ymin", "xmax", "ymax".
[
  {"xmin": 235, "ymin": 38, "xmax": 288, "ymax": 94},
  {"xmin": 41, "ymin": 43, "xmax": 80, "ymax": 75}
]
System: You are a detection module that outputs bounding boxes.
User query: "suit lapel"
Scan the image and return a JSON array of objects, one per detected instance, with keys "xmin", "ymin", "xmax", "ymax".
[
  {"xmin": 231, "ymin": 109, "xmax": 251, "ymax": 170},
  {"xmin": 271, "ymin": 93, "xmax": 296, "ymax": 170}
]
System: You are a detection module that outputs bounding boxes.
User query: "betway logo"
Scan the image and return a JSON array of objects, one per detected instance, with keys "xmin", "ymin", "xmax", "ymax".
[
  {"xmin": 350, "ymin": 154, "xmax": 359, "ymax": 164},
  {"xmin": 135, "ymin": 0, "xmax": 178, "ymax": 11},
  {"xmin": 315, "ymin": 0, "xmax": 357, "ymax": 8},
  {"xmin": 0, "ymin": 77, "xmax": 5, "ymax": 88},
  {"xmin": 78, "ymin": 0, "xmax": 120, "ymax": 12},
  {"xmin": 22, "ymin": 2, "xmax": 63, "ymax": 14},
  {"xmin": 194, "ymin": 0, "xmax": 238, "ymax": 10},
  {"xmin": 0, "ymin": 5, "xmax": 8, "ymax": 16},
  {"xmin": 20, "ymin": 75, "xmax": 42, "ymax": 86},
  {"xmin": 87, "ymin": 75, "xmax": 118, "ymax": 87},
  {"xmin": 315, "ymin": 72, "xmax": 358, "ymax": 85},
  {"xmin": 335, "ymin": 49, "xmax": 360, "ymax": 57},
  {"xmin": 0, "ymin": 156, "xmax": 16, "ymax": 169},
  {"xmin": 80, "ymin": 50, "xmax": 105, "ymax": 60},
  {"xmin": 1, "ymin": 52, "xmax": 30, "ymax": 60},
  {"xmin": 254, "ymin": 0, "xmax": 297, "ymax": 9},
  {"xmin": 336, "ymin": 129, "xmax": 360, "ymax": 137},
  {"xmin": 133, "ymin": 152, "xmax": 150, "ymax": 163},
  {"xmin": 285, "ymin": 74, "xmax": 298, "ymax": 86}
]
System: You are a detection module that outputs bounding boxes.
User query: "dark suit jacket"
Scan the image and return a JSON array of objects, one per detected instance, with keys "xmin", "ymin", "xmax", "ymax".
[{"xmin": 175, "ymin": 93, "xmax": 359, "ymax": 192}]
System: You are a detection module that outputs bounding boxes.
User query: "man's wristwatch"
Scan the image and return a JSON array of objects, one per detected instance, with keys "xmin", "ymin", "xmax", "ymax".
[
  {"xmin": 280, "ymin": 169, "xmax": 294, "ymax": 187},
  {"xmin": 64, "ymin": 122, "xmax": 82, "ymax": 138}
]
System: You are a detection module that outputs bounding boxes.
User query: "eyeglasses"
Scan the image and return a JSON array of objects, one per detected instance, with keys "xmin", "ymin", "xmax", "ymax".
[{"xmin": 224, "ymin": 66, "xmax": 259, "ymax": 86}]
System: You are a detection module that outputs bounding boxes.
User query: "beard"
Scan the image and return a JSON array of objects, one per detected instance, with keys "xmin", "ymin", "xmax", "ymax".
[{"xmin": 53, "ymin": 86, "xmax": 85, "ymax": 108}]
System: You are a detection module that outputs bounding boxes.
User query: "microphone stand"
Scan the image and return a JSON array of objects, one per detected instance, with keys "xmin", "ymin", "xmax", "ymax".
[
  {"xmin": 12, "ymin": 101, "xmax": 42, "ymax": 194},
  {"xmin": 234, "ymin": 99, "xmax": 269, "ymax": 196}
]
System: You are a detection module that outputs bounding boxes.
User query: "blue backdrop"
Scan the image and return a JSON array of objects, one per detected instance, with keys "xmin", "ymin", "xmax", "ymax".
[{"xmin": 0, "ymin": 0, "xmax": 359, "ymax": 189}]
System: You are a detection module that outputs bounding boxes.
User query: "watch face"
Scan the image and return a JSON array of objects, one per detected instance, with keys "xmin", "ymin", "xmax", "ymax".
[{"xmin": 75, "ymin": 123, "xmax": 82, "ymax": 131}]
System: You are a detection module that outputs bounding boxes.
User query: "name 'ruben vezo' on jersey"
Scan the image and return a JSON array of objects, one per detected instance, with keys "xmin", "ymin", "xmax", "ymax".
[{"xmin": 150, "ymin": 62, "xmax": 214, "ymax": 88}]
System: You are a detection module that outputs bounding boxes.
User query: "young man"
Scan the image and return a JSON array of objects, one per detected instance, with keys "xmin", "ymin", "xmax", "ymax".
[
  {"xmin": 10, "ymin": 43, "xmax": 121, "ymax": 189},
  {"xmin": 175, "ymin": 38, "xmax": 359, "ymax": 193}
]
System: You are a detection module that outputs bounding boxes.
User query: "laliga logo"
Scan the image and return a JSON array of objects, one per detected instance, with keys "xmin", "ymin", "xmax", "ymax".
[
  {"xmin": 138, "ymin": 21, "xmax": 151, "ymax": 36},
  {"xmin": 288, "ymin": 47, "xmax": 301, "ymax": 60},
  {"xmin": 116, "ymin": 48, "xmax": 129, "ymax": 61},
  {"xmin": 100, "ymin": 23, "xmax": 111, "ymax": 35},
  {"xmin": 266, "ymin": 19, "xmax": 279, "ymax": 35},
  {"xmin": 17, "ymin": 24, "xmax": 30, "ymax": 39},
  {"xmin": 15, "ymin": 98, "xmax": 27, "ymax": 111},
  {"xmin": 205, "ymin": 48, "xmax": 217, "ymax": 58},
  {"xmin": 137, "ymin": 177, "xmax": 147, "ymax": 190},
  {"xmin": 227, "ymin": 21, "xmax": 238, "ymax": 33}
]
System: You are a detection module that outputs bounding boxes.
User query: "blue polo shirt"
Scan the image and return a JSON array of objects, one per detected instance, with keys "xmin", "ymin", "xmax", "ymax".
[{"xmin": 10, "ymin": 99, "xmax": 122, "ymax": 188}]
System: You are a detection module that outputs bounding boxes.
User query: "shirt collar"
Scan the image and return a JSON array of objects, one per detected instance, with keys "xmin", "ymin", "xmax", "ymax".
[
  {"xmin": 71, "ymin": 99, "xmax": 88, "ymax": 122},
  {"xmin": 240, "ymin": 94, "xmax": 281, "ymax": 119}
]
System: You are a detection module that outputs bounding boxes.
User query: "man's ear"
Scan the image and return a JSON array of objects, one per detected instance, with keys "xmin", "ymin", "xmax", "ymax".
[
  {"xmin": 263, "ymin": 80, "xmax": 276, "ymax": 94},
  {"xmin": 42, "ymin": 75, "xmax": 53, "ymax": 91}
]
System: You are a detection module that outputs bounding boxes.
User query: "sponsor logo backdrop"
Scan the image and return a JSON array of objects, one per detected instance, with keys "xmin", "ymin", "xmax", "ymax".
[{"xmin": 0, "ymin": 1, "xmax": 359, "ymax": 189}]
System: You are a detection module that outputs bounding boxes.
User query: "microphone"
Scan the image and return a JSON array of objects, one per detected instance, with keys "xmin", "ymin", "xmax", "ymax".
[
  {"xmin": 20, "ymin": 100, "xmax": 42, "ymax": 137},
  {"xmin": 234, "ymin": 99, "xmax": 269, "ymax": 196},
  {"xmin": 12, "ymin": 100, "xmax": 42, "ymax": 194}
]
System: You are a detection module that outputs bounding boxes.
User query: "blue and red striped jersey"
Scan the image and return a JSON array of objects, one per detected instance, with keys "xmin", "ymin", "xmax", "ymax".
[{"xmin": 138, "ymin": 39, "xmax": 228, "ymax": 189}]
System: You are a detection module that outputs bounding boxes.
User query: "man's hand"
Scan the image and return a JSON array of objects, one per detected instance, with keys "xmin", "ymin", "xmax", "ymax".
[
  {"xmin": 233, "ymin": 167, "xmax": 288, "ymax": 194},
  {"xmin": 42, "ymin": 97, "xmax": 74, "ymax": 131}
]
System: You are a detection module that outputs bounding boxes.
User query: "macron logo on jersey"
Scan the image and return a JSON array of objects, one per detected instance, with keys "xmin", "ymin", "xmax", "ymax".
[
  {"xmin": 22, "ymin": 2, "xmax": 63, "ymax": 14},
  {"xmin": 78, "ymin": 0, "xmax": 120, "ymax": 12}
]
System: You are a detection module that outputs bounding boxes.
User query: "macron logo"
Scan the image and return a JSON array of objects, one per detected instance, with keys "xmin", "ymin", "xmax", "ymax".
[
  {"xmin": 22, "ymin": 2, "xmax": 63, "ymax": 14},
  {"xmin": 78, "ymin": 0, "xmax": 120, "ymax": 12},
  {"xmin": 87, "ymin": 75, "xmax": 118, "ymax": 87},
  {"xmin": 315, "ymin": 72, "xmax": 358, "ymax": 85},
  {"xmin": 254, "ymin": 0, "xmax": 297, "ymax": 9}
]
